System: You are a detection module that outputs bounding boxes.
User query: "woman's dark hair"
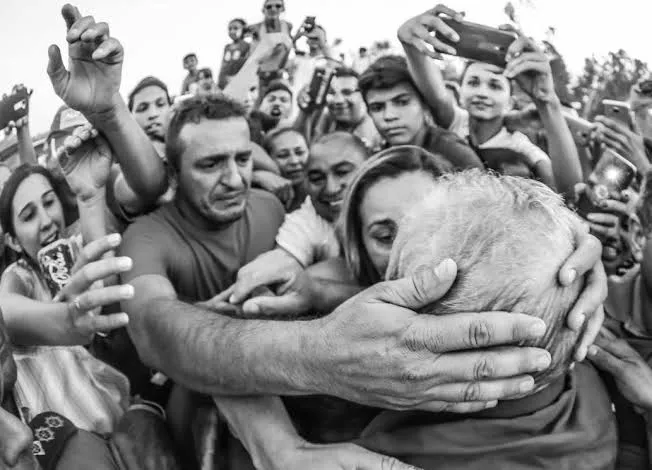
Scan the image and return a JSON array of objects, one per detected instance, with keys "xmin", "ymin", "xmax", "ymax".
[
  {"xmin": 0, "ymin": 165, "xmax": 69, "ymax": 237},
  {"xmin": 339, "ymin": 145, "xmax": 453, "ymax": 286}
]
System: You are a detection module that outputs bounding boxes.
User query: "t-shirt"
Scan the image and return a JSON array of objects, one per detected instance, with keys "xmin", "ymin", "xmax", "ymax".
[
  {"xmin": 120, "ymin": 189, "xmax": 284, "ymax": 302},
  {"xmin": 383, "ymin": 125, "xmax": 484, "ymax": 171},
  {"xmin": 448, "ymin": 106, "xmax": 551, "ymax": 168},
  {"xmin": 275, "ymin": 196, "xmax": 341, "ymax": 268},
  {"xmin": 218, "ymin": 41, "xmax": 251, "ymax": 89}
]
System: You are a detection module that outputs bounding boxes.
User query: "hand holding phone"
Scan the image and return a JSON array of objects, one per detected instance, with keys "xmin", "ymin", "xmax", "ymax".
[
  {"xmin": 303, "ymin": 16, "xmax": 316, "ymax": 33},
  {"xmin": 0, "ymin": 86, "xmax": 30, "ymax": 131},
  {"xmin": 602, "ymin": 100, "xmax": 635, "ymax": 130}
]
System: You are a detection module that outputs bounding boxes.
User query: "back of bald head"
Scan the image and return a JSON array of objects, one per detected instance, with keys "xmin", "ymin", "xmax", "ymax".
[{"xmin": 387, "ymin": 170, "xmax": 583, "ymax": 389}]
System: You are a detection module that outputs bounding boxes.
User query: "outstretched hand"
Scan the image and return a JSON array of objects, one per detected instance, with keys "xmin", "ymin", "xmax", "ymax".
[
  {"xmin": 47, "ymin": 4, "xmax": 123, "ymax": 118},
  {"xmin": 57, "ymin": 124, "xmax": 113, "ymax": 202}
]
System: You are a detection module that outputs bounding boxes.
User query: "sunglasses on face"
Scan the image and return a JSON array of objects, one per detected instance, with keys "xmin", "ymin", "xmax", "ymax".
[{"xmin": 265, "ymin": 3, "xmax": 283, "ymax": 10}]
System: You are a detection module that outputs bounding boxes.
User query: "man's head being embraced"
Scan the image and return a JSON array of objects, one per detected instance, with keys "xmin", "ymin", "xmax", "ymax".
[
  {"xmin": 166, "ymin": 94, "xmax": 253, "ymax": 226},
  {"xmin": 387, "ymin": 170, "xmax": 583, "ymax": 389},
  {"xmin": 359, "ymin": 55, "xmax": 430, "ymax": 147}
]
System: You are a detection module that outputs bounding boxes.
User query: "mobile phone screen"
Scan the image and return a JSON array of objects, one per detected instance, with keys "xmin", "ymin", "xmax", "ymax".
[{"xmin": 591, "ymin": 149, "xmax": 637, "ymax": 193}]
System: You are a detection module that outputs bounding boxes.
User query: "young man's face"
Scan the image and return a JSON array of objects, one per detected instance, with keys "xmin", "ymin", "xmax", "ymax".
[
  {"xmin": 132, "ymin": 85, "xmax": 171, "ymax": 141},
  {"xmin": 366, "ymin": 82, "xmax": 428, "ymax": 146},
  {"xmin": 306, "ymin": 141, "xmax": 366, "ymax": 222},
  {"xmin": 327, "ymin": 76, "xmax": 366, "ymax": 126},
  {"xmin": 228, "ymin": 21, "xmax": 244, "ymax": 41},
  {"xmin": 262, "ymin": 0, "xmax": 284, "ymax": 20},
  {"xmin": 177, "ymin": 117, "xmax": 253, "ymax": 225},
  {"xmin": 460, "ymin": 62, "xmax": 512, "ymax": 121},
  {"xmin": 259, "ymin": 90, "xmax": 292, "ymax": 120},
  {"xmin": 183, "ymin": 56, "xmax": 198, "ymax": 72}
]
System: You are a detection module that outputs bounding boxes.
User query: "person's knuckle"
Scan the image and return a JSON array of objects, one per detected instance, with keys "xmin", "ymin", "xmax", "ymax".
[
  {"xmin": 401, "ymin": 363, "xmax": 427, "ymax": 384},
  {"xmin": 473, "ymin": 356, "xmax": 496, "ymax": 380},
  {"xmin": 463, "ymin": 381, "xmax": 482, "ymax": 401},
  {"xmin": 468, "ymin": 317, "xmax": 493, "ymax": 347},
  {"xmin": 381, "ymin": 455, "xmax": 404, "ymax": 470}
]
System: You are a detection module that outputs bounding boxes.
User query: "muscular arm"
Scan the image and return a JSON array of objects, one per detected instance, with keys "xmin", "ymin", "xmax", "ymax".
[
  {"xmin": 536, "ymin": 98, "xmax": 583, "ymax": 198},
  {"xmin": 124, "ymin": 274, "xmax": 315, "ymax": 396},
  {"xmin": 88, "ymin": 99, "xmax": 167, "ymax": 208}
]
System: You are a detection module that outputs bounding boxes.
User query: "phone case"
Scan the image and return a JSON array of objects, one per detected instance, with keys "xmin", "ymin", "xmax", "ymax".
[
  {"xmin": 564, "ymin": 114, "xmax": 594, "ymax": 144},
  {"xmin": 37, "ymin": 238, "xmax": 76, "ymax": 296},
  {"xmin": 439, "ymin": 18, "xmax": 518, "ymax": 67},
  {"xmin": 602, "ymin": 100, "xmax": 634, "ymax": 130},
  {"xmin": 0, "ymin": 88, "xmax": 29, "ymax": 131}
]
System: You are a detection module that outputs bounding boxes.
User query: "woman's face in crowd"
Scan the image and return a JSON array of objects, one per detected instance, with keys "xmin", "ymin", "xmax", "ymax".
[
  {"xmin": 367, "ymin": 82, "xmax": 428, "ymax": 146},
  {"xmin": 229, "ymin": 21, "xmax": 244, "ymax": 41},
  {"xmin": 9, "ymin": 174, "xmax": 65, "ymax": 262},
  {"xmin": 270, "ymin": 131, "xmax": 309, "ymax": 185},
  {"xmin": 460, "ymin": 62, "xmax": 512, "ymax": 121},
  {"xmin": 132, "ymin": 85, "xmax": 171, "ymax": 141},
  {"xmin": 259, "ymin": 90, "xmax": 292, "ymax": 120},
  {"xmin": 263, "ymin": 0, "xmax": 284, "ymax": 20},
  {"xmin": 360, "ymin": 171, "xmax": 438, "ymax": 278}
]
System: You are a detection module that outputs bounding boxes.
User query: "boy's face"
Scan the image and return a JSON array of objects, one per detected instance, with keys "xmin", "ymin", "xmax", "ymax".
[
  {"xmin": 259, "ymin": 90, "xmax": 292, "ymax": 120},
  {"xmin": 460, "ymin": 62, "xmax": 512, "ymax": 121},
  {"xmin": 229, "ymin": 21, "xmax": 244, "ymax": 41}
]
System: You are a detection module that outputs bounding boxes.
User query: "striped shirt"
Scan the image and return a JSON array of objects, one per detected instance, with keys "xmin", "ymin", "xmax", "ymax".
[{"xmin": 1, "ymin": 234, "xmax": 130, "ymax": 435}]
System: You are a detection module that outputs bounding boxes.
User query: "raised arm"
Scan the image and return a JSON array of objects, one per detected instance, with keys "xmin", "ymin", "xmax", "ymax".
[
  {"xmin": 46, "ymin": 5, "xmax": 167, "ymax": 208},
  {"xmin": 505, "ymin": 37, "xmax": 582, "ymax": 198},
  {"xmin": 398, "ymin": 6, "xmax": 464, "ymax": 129}
]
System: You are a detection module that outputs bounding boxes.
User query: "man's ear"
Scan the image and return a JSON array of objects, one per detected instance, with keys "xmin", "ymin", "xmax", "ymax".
[{"xmin": 5, "ymin": 234, "xmax": 22, "ymax": 255}]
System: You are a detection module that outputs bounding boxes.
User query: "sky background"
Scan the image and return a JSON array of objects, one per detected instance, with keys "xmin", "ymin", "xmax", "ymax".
[{"xmin": 2, "ymin": 0, "xmax": 652, "ymax": 136}]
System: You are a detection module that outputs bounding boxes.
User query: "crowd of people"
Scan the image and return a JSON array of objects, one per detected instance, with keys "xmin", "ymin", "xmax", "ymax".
[{"xmin": 1, "ymin": 1, "xmax": 652, "ymax": 469}]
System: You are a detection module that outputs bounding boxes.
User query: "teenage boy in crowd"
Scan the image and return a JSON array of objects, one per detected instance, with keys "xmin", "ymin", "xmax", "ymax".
[
  {"xmin": 358, "ymin": 54, "xmax": 484, "ymax": 170},
  {"xmin": 396, "ymin": 5, "xmax": 582, "ymax": 196}
]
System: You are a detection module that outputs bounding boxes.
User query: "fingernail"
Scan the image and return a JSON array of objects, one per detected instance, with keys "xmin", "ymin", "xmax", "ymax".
[
  {"xmin": 434, "ymin": 258, "xmax": 456, "ymax": 278},
  {"xmin": 244, "ymin": 303, "xmax": 260, "ymax": 315},
  {"xmin": 520, "ymin": 377, "xmax": 535, "ymax": 393},
  {"xmin": 572, "ymin": 314, "xmax": 586, "ymax": 332},
  {"xmin": 528, "ymin": 319, "xmax": 546, "ymax": 338},
  {"xmin": 117, "ymin": 257, "xmax": 133, "ymax": 270},
  {"xmin": 117, "ymin": 313, "xmax": 129, "ymax": 324},
  {"xmin": 107, "ymin": 233, "xmax": 121, "ymax": 246},
  {"xmin": 566, "ymin": 269, "xmax": 577, "ymax": 284},
  {"xmin": 536, "ymin": 352, "xmax": 551, "ymax": 371},
  {"xmin": 229, "ymin": 295, "xmax": 236, "ymax": 304},
  {"xmin": 587, "ymin": 345, "xmax": 598, "ymax": 357},
  {"xmin": 484, "ymin": 400, "xmax": 498, "ymax": 409},
  {"xmin": 120, "ymin": 285, "xmax": 135, "ymax": 297}
]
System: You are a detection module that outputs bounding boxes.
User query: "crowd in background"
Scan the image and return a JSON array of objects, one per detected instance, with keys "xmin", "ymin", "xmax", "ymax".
[{"xmin": 1, "ymin": 1, "xmax": 652, "ymax": 469}]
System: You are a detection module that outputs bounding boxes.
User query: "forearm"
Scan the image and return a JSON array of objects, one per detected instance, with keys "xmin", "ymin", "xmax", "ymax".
[
  {"xmin": 402, "ymin": 42, "xmax": 455, "ymax": 128},
  {"xmin": 536, "ymin": 98, "xmax": 583, "ymax": 198},
  {"xmin": 1, "ymin": 294, "xmax": 89, "ymax": 346},
  {"xmin": 534, "ymin": 160, "xmax": 557, "ymax": 191},
  {"xmin": 214, "ymin": 395, "xmax": 302, "ymax": 470},
  {"xmin": 16, "ymin": 125, "xmax": 37, "ymax": 165},
  {"xmin": 253, "ymin": 144, "xmax": 280, "ymax": 174},
  {"xmin": 87, "ymin": 99, "xmax": 167, "ymax": 205},
  {"xmin": 77, "ymin": 188, "xmax": 108, "ymax": 245},
  {"xmin": 130, "ymin": 297, "xmax": 316, "ymax": 395}
]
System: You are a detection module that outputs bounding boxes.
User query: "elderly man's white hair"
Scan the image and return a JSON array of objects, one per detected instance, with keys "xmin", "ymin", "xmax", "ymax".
[{"xmin": 386, "ymin": 170, "xmax": 583, "ymax": 387}]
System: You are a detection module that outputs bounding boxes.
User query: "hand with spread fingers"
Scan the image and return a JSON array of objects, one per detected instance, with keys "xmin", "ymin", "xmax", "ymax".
[
  {"xmin": 53, "ymin": 234, "xmax": 134, "ymax": 342},
  {"xmin": 56, "ymin": 124, "xmax": 113, "ymax": 203},
  {"xmin": 504, "ymin": 36, "xmax": 556, "ymax": 104},
  {"xmin": 47, "ymin": 4, "xmax": 124, "ymax": 117},
  {"xmin": 397, "ymin": 4, "xmax": 465, "ymax": 58}
]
